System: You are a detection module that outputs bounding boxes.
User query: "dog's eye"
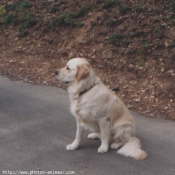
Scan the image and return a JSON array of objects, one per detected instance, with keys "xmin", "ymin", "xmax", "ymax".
[{"xmin": 67, "ymin": 67, "xmax": 70, "ymax": 70}]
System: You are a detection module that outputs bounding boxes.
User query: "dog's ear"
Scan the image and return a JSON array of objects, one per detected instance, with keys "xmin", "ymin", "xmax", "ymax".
[{"xmin": 76, "ymin": 64, "xmax": 89, "ymax": 81}]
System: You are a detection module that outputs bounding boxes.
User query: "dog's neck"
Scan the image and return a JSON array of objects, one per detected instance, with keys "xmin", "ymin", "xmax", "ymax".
[
  {"xmin": 79, "ymin": 82, "xmax": 97, "ymax": 96},
  {"xmin": 68, "ymin": 73, "xmax": 100, "ymax": 100}
]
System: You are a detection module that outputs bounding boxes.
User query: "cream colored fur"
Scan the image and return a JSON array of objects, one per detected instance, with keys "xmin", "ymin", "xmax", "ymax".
[{"xmin": 56, "ymin": 58, "xmax": 148, "ymax": 160}]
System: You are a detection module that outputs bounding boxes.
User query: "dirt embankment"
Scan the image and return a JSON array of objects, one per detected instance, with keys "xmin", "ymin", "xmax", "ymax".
[{"xmin": 0, "ymin": 0, "xmax": 174, "ymax": 120}]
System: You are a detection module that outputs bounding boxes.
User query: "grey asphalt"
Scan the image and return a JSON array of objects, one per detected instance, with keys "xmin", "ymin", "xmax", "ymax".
[{"xmin": 0, "ymin": 76, "xmax": 175, "ymax": 175}]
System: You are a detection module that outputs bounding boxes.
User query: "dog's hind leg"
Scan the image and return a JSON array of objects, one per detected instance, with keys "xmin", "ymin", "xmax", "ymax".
[
  {"xmin": 110, "ymin": 139, "xmax": 124, "ymax": 150},
  {"xmin": 110, "ymin": 124, "xmax": 135, "ymax": 150},
  {"xmin": 88, "ymin": 133, "xmax": 101, "ymax": 139}
]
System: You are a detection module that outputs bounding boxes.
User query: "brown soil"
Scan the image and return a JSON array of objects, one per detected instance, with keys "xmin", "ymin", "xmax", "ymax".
[{"xmin": 0, "ymin": 0, "xmax": 174, "ymax": 120}]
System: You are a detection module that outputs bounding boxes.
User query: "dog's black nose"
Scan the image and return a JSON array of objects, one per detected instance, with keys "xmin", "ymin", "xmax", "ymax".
[{"xmin": 55, "ymin": 70, "xmax": 59, "ymax": 75}]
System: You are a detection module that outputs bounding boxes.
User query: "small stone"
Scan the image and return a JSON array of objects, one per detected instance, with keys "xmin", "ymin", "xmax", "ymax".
[
  {"xmin": 150, "ymin": 114, "xmax": 154, "ymax": 118},
  {"xmin": 127, "ymin": 104, "xmax": 133, "ymax": 108},
  {"xmin": 24, "ymin": 78, "xmax": 28, "ymax": 82},
  {"xmin": 167, "ymin": 70, "xmax": 174, "ymax": 74},
  {"xmin": 9, "ymin": 60, "xmax": 16, "ymax": 63},
  {"xmin": 38, "ymin": 43, "xmax": 42, "ymax": 47},
  {"xmin": 68, "ymin": 52, "xmax": 75, "ymax": 59},
  {"xmin": 161, "ymin": 68, "xmax": 165, "ymax": 72},
  {"xmin": 135, "ymin": 98, "xmax": 141, "ymax": 103},
  {"xmin": 164, "ymin": 107, "xmax": 169, "ymax": 110},
  {"xmin": 165, "ymin": 41, "xmax": 169, "ymax": 48},
  {"xmin": 19, "ymin": 68, "xmax": 24, "ymax": 71},
  {"xmin": 88, "ymin": 12, "xmax": 93, "ymax": 16},
  {"xmin": 170, "ymin": 99, "xmax": 173, "ymax": 103},
  {"xmin": 93, "ymin": 49, "xmax": 96, "ymax": 54},
  {"xmin": 43, "ymin": 81, "xmax": 48, "ymax": 85}
]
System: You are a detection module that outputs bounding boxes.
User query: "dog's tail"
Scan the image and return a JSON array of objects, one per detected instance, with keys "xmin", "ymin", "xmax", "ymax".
[{"xmin": 117, "ymin": 137, "xmax": 148, "ymax": 160}]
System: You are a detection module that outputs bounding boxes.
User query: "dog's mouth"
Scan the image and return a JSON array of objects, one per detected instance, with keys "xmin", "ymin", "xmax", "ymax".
[
  {"xmin": 55, "ymin": 74, "xmax": 73, "ymax": 84},
  {"xmin": 56, "ymin": 78, "xmax": 71, "ymax": 84}
]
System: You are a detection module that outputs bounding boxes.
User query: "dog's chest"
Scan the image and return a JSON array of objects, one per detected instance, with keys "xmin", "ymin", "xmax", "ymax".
[{"xmin": 70, "ymin": 99, "xmax": 97, "ymax": 121}]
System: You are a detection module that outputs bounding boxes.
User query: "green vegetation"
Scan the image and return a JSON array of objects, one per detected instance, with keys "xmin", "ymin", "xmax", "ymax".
[
  {"xmin": 130, "ymin": 31, "xmax": 145, "ymax": 37},
  {"xmin": 140, "ymin": 39, "xmax": 152, "ymax": 60},
  {"xmin": 135, "ymin": 4, "xmax": 144, "ymax": 12},
  {"xmin": 118, "ymin": 5, "xmax": 129, "ymax": 15},
  {"xmin": 18, "ymin": 12, "xmax": 36, "ymax": 37},
  {"xmin": 50, "ymin": 4, "xmax": 93, "ymax": 28},
  {"xmin": 71, "ymin": 5, "xmax": 93, "ymax": 18},
  {"xmin": 0, "ymin": 0, "xmax": 175, "ymax": 45},
  {"xmin": 155, "ymin": 25, "xmax": 166, "ymax": 39},
  {"xmin": 108, "ymin": 19, "xmax": 117, "ymax": 27},
  {"xmin": 3, "ymin": 13, "xmax": 17, "ymax": 25},
  {"xmin": 0, "ymin": 0, "xmax": 94, "ymax": 38},
  {"xmin": 4, "ymin": 3, "xmax": 18, "ymax": 11},
  {"xmin": 0, "ymin": 6, "xmax": 6, "ymax": 17},
  {"xmin": 169, "ymin": 1, "xmax": 175, "ymax": 12},
  {"xmin": 57, "ymin": 0, "xmax": 66, "ymax": 5},
  {"xmin": 153, "ymin": 8, "xmax": 161, "ymax": 15},
  {"xmin": 22, "ymin": 0, "xmax": 32, "ymax": 9},
  {"xmin": 102, "ymin": 0, "xmax": 129, "ymax": 15},
  {"xmin": 50, "ymin": 5, "xmax": 58, "ymax": 13},
  {"xmin": 103, "ymin": 0, "xmax": 121, "ymax": 9},
  {"xmin": 107, "ymin": 33, "xmax": 123, "ymax": 45},
  {"xmin": 20, "ymin": 12, "xmax": 36, "ymax": 28},
  {"xmin": 141, "ymin": 39, "xmax": 149, "ymax": 47},
  {"xmin": 122, "ymin": 40, "xmax": 131, "ymax": 48},
  {"xmin": 51, "ymin": 13, "xmax": 76, "ymax": 27},
  {"xmin": 48, "ymin": 39, "xmax": 53, "ymax": 44},
  {"xmin": 18, "ymin": 26, "xmax": 28, "ymax": 37},
  {"xmin": 1, "ymin": 1, "xmax": 35, "ymax": 37}
]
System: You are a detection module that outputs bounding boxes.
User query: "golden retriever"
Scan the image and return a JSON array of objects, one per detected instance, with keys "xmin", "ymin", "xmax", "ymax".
[{"xmin": 55, "ymin": 58, "xmax": 148, "ymax": 160}]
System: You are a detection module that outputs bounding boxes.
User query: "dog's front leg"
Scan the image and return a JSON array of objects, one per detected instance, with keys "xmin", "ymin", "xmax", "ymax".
[
  {"xmin": 97, "ymin": 117, "xmax": 111, "ymax": 153},
  {"xmin": 66, "ymin": 119, "xmax": 84, "ymax": 151}
]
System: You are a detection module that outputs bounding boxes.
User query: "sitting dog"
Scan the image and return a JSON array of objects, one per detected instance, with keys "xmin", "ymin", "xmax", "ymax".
[{"xmin": 55, "ymin": 58, "xmax": 148, "ymax": 160}]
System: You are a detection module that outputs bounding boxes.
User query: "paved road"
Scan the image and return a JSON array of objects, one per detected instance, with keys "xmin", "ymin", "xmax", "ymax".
[{"xmin": 0, "ymin": 76, "xmax": 175, "ymax": 175}]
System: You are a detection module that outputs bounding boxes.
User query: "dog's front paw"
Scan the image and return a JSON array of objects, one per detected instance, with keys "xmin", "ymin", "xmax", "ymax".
[
  {"xmin": 98, "ymin": 145, "xmax": 108, "ymax": 153},
  {"xmin": 66, "ymin": 142, "xmax": 79, "ymax": 151}
]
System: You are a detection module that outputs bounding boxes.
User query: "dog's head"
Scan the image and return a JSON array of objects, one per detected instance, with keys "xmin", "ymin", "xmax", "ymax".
[{"xmin": 55, "ymin": 58, "xmax": 90, "ymax": 83}]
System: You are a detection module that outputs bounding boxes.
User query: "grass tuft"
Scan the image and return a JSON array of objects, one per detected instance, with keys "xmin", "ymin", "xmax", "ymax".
[
  {"xmin": 22, "ymin": 0, "xmax": 32, "ymax": 9},
  {"xmin": 107, "ymin": 33, "xmax": 123, "ymax": 45},
  {"xmin": 135, "ymin": 4, "xmax": 144, "ymax": 12}
]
